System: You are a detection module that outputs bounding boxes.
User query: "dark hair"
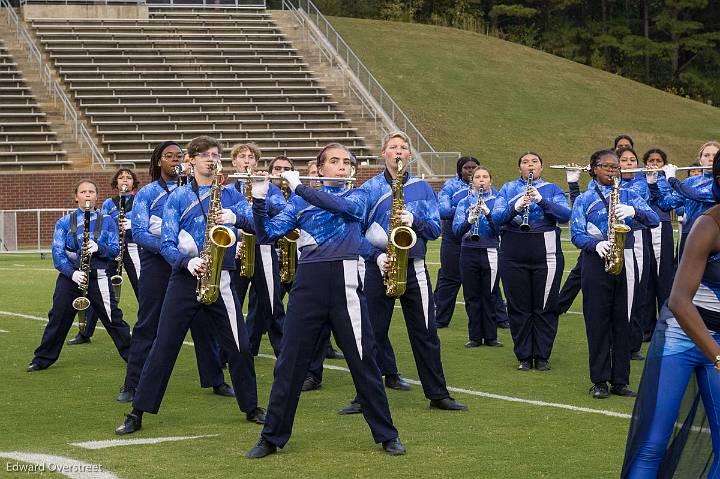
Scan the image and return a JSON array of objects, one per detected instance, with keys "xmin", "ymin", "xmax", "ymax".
[
  {"xmin": 149, "ymin": 141, "xmax": 184, "ymax": 181},
  {"xmin": 268, "ymin": 155, "xmax": 294, "ymax": 171},
  {"xmin": 187, "ymin": 135, "xmax": 222, "ymax": 159},
  {"xmin": 517, "ymin": 151, "xmax": 543, "ymax": 167},
  {"xmin": 316, "ymin": 143, "xmax": 356, "ymax": 169},
  {"xmin": 642, "ymin": 148, "xmax": 667, "ymax": 166},
  {"xmin": 111, "ymin": 168, "xmax": 140, "ymax": 191},
  {"xmin": 615, "ymin": 146, "xmax": 638, "ymax": 160},
  {"xmin": 613, "ymin": 134, "xmax": 634, "ymax": 149},
  {"xmin": 456, "ymin": 156, "xmax": 480, "ymax": 177},
  {"xmin": 589, "ymin": 149, "xmax": 618, "ymax": 178},
  {"xmin": 473, "ymin": 165, "xmax": 492, "ymax": 179},
  {"xmin": 713, "ymin": 151, "xmax": 720, "ymax": 183},
  {"xmin": 73, "ymin": 178, "xmax": 98, "ymax": 196}
]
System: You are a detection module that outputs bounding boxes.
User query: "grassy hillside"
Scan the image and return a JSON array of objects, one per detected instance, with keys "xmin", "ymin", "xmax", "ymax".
[{"xmin": 329, "ymin": 16, "xmax": 720, "ymax": 184}]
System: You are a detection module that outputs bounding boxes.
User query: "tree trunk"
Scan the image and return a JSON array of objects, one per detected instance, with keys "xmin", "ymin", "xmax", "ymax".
[{"xmin": 643, "ymin": 0, "xmax": 649, "ymax": 83}]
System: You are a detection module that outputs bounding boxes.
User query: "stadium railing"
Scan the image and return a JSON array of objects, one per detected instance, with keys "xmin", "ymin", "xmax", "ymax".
[{"xmin": 0, "ymin": 208, "xmax": 73, "ymax": 256}]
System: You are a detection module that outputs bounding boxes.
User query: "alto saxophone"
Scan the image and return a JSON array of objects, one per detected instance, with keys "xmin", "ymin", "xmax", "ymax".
[
  {"xmin": 196, "ymin": 161, "xmax": 237, "ymax": 304},
  {"xmin": 604, "ymin": 176, "xmax": 631, "ymax": 275},
  {"xmin": 384, "ymin": 157, "xmax": 417, "ymax": 298},
  {"xmin": 277, "ymin": 183, "xmax": 300, "ymax": 284},
  {"xmin": 72, "ymin": 200, "xmax": 92, "ymax": 334},
  {"xmin": 235, "ymin": 167, "xmax": 256, "ymax": 279},
  {"xmin": 110, "ymin": 184, "xmax": 128, "ymax": 300}
]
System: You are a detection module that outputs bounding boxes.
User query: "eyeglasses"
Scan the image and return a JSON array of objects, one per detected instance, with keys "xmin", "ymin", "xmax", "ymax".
[
  {"xmin": 196, "ymin": 152, "xmax": 222, "ymax": 160},
  {"xmin": 161, "ymin": 152, "xmax": 183, "ymax": 160},
  {"xmin": 272, "ymin": 166, "xmax": 293, "ymax": 172},
  {"xmin": 596, "ymin": 163, "xmax": 620, "ymax": 171}
]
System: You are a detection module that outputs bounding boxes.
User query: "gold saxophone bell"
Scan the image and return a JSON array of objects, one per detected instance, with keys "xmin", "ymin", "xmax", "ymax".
[
  {"xmin": 198, "ymin": 225, "xmax": 236, "ymax": 305},
  {"xmin": 385, "ymin": 225, "xmax": 417, "ymax": 298}
]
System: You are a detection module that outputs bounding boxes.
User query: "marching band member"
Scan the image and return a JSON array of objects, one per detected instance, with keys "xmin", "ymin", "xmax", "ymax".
[
  {"xmin": 557, "ymin": 163, "xmax": 586, "ymax": 315},
  {"xmin": 435, "ymin": 156, "xmax": 479, "ymax": 328},
  {"xmin": 492, "ymin": 152, "xmax": 571, "ymax": 371},
  {"xmin": 116, "ymin": 141, "xmax": 230, "ymax": 404},
  {"xmin": 27, "ymin": 180, "xmax": 131, "ymax": 372},
  {"xmin": 245, "ymin": 142, "xmax": 405, "ymax": 458},
  {"xmin": 341, "ymin": 131, "xmax": 467, "ymax": 412},
  {"xmin": 68, "ymin": 169, "xmax": 141, "ymax": 346},
  {"xmin": 570, "ymin": 149, "xmax": 658, "ymax": 399},
  {"xmin": 452, "ymin": 166, "xmax": 502, "ymax": 348},
  {"xmin": 614, "ymin": 134, "xmax": 635, "ymax": 150},
  {"xmin": 116, "ymin": 136, "xmax": 264, "ymax": 435},
  {"xmin": 622, "ymin": 149, "xmax": 720, "ymax": 477}
]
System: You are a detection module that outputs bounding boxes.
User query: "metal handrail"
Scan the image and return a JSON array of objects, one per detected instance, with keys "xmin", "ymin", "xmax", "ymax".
[
  {"xmin": 281, "ymin": 0, "xmax": 458, "ymax": 176},
  {"xmin": 1, "ymin": 0, "xmax": 107, "ymax": 168}
]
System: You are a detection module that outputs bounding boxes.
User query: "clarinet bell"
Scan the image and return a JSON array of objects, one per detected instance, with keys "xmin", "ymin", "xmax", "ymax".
[{"xmin": 111, "ymin": 274, "xmax": 123, "ymax": 301}]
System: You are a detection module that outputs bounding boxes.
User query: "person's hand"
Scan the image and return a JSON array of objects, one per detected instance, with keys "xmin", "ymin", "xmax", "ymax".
[
  {"xmin": 251, "ymin": 175, "xmax": 269, "ymax": 200},
  {"xmin": 645, "ymin": 171, "xmax": 658, "ymax": 185},
  {"xmin": 527, "ymin": 186, "xmax": 542, "ymax": 203},
  {"xmin": 86, "ymin": 240, "xmax": 99, "ymax": 254},
  {"xmin": 280, "ymin": 170, "xmax": 301, "ymax": 192},
  {"xmin": 662, "ymin": 164, "xmax": 678, "ymax": 180},
  {"xmin": 187, "ymin": 257, "xmax": 206, "ymax": 277},
  {"xmin": 121, "ymin": 218, "xmax": 132, "ymax": 231},
  {"xmin": 595, "ymin": 241, "xmax": 611, "ymax": 259},
  {"xmin": 71, "ymin": 271, "xmax": 87, "ymax": 287},
  {"xmin": 565, "ymin": 164, "xmax": 582, "ymax": 183},
  {"xmin": 615, "ymin": 204, "xmax": 636, "ymax": 221},
  {"xmin": 514, "ymin": 196, "xmax": 530, "ymax": 212},
  {"xmin": 399, "ymin": 210, "xmax": 414, "ymax": 227},
  {"xmin": 467, "ymin": 209, "xmax": 479, "ymax": 225},
  {"xmin": 376, "ymin": 253, "xmax": 389, "ymax": 273},
  {"xmin": 218, "ymin": 208, "xmax": 236, "ymax": 225},
  {"xmin": 478, "ymin": 202, "xmax": 490, "ymax": 216}
]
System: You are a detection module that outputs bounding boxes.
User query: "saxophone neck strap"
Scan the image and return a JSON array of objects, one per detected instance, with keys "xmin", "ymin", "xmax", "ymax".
[
  {"xmin": 593, "ymin": 184, "xmax": 609, "ymax": 212},
  {"xmin": 191, "ymin": 179, "xmax": 208, "ymax": 221},
  {"xmin": 69, "ymin": 210, "xmax": 102, "ymax": 251}
]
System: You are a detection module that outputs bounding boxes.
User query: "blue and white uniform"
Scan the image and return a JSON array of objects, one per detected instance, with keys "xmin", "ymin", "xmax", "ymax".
[
  {"xmin": 132, "ymin": 181, "xmax": 259, "ymax": 416},
  {"xmin": 30, "ymin": 207, "xmax": 130, "ymax": 369},
  {"xmin": 557, "ymin": 178, "xmax": 588, "ymax": 314},
  {"xmin": 123, "ymin": 178, "xmax": 226, "ymax": 393},
  {"xmin": 492, "ymin": 176, "xmax": 571, "ymax": 364},
  {"xmin": 360, "ymin": 170, "xmax": 452, "ymax": 400},
  {"xmin": 252, "ymin": 182, "xmax": 398, "ymax": 449},
  {"xmin": 571, "ymin": 181, "xmax": 658, "ymax": 386},
  {"xmin": 452, "ymin": 187, "xmax": 500, "ymax": 343}
]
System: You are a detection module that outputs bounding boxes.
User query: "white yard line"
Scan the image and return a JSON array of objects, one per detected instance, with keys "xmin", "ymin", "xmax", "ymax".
[
  {"xmin": 2, "ymin": 310, "xmax": 622, "ymax": 420},
  {"xmin": 70, "ymin": 435, "xmax": 219, "ymax": 450},
  {"xmin": 0, "ymin": 268, "xmax": 57, "ymax": 272}
]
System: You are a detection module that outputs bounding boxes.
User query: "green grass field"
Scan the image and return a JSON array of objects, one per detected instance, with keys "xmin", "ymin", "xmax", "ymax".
[
  {"xmin": 327, "ymin": 16, "xmax": 720, "ymax": 184},
  {"xmin": 0, "ymin": 241, "xmax": 646, "ymax": 478}
]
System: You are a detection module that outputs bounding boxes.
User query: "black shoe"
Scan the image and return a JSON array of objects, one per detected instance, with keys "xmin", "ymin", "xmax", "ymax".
[
  {"xmin": 642, "ymin": 332, "xmax": 653, "ymax": 343},
  {"xmin": 246, "ymin": 407, "xmax": 266, "ymax": 424},
  {"xmin": 382, "ymin": 437, "xmax": 406, "ymax": 455},
  {"xmin": 518, "ymin": 360, "xmax": 533, "ymax": 371},
  {"xmin": 436, "ymin": 322, "xmax": 449, "ymax": 329},
  {"xmin": 26, "ymin": 362, "xmax": 43, "ymax": 372},
  {"xmin": 610, "ymin": 384, "xmax": 637, "ymax": 397},
  {"xmin": 115, "ymin": 413, "xmax": 142, "ymax": 435},
  {"xmin": 325, "ymin": 349, "xmax": 344, "ymax": 360},
  {"xmin": 384, "ymin": 374, "xmax": 411, "ymax": 391},
  {"xmin": 631, "ymin": 351, "xmax": 645, "ymax": 361},
  {"xmin": 67, "ymin": 333, "xmax": 91, "ymax": 345},
  {"xmin": 212, "ymin": 382, "xmax": 235, "ymax": 397},
  {"xmin": 429, "ymin": 397, "xmax": 468, "ymax": 411},
  {"xmin": 464, "ymin": 340, "xmax": 481, "ymax": 348},
  {"xmin": 484, "ymin": 339, "xmax": 503, "ymax": 347},
  {"xmin": 338, "ymin": 401, "xmax": 362, "ymax": 415},
  {"xmin": 245, "ymin": 437, "xmax": 277, "ymax": 459},
  {"xmin": 497, "ymin": 320, "xmax": 510, "ymax": 329},
  {"xmin": 301, "ymin": 375, "xmax": 322, "ymax": 392},
  {"xmin": 534, "ymin": 359, "xmax": 551, "ymax": 371},
  {"xmin": 590, "ymin": 382, "xmax": 610, "ymax": 399},
  {"xmin": 117, "ymin": 385, "xmax": 135, "ymax": 403}
]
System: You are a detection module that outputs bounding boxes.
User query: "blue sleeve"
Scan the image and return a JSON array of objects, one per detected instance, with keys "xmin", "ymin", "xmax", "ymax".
[
  {"xmin": 265, "ymin": 188, "xmax": 288, "ymax": 217},
  {"xmin": 491, "ymin": 186, "xmax": 517, "ymax": 226},
  {"xmin": 410, "ymin": 185, "xmax": 441, "ymax": 241},
  {"xmin": 628, "ymin": 192, "xmax": 659, "ymax": 229},
  {"xmin": 568, "ymin": 182, "xmax": 581, "ymax": 203},
  {"xmin": 131, "ymin": 188, "xmax": 161, "ymax": 253},
  {"xmin": 295, "ymin": 185, "xmax": 367, "ymax": 222},
  {"xmin": 359, "ymin": 235, "xmax": 384, "ymax": 263},
  {"xmin": 656, "ymin": 180, "xmax": 684, "ymax": 211},
  {"xmin": 96, "ymin": 215, "xmax": 119, "ymax": 260},
  {"xmin": 570, "ymin": 198, "xmax": 599, "ymax": 254},
  {"xmin": 452, "ymin": 198, "xmax": 471, "ymax": 237},
  {"xmin": 52, "ymin": 217, "xmax": 74, "ymax": 278},
  {"xmin": 647, "ymin": 183, "xmax": 674, "ymax": 212},
  {"xmin": 160, "ymin": 192, "xmax": 190, "ymax": 271},
  {"xmin": 669, "ymin": 177, "xmax": 714, "ymax": 202},
  {"xmin": 538, "ymin": 186, "xmax": 571, "ymax": 223},
  {"xmin": 228, "ymin": 197, "xmax": 255, "ymax": 233},
  {"xmin": 100, "ymin": 198, "xmax": 115, "ymax": 216},
  {"xmin": 252, "ymin": 198, "xmax": 298, "ymax": 243},
  {"xmin": 438, "ymin": 183, "xmax": 455, "ymax": 220}
]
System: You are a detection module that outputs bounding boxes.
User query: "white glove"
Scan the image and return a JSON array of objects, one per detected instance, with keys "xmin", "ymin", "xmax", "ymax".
[
  {"xmin": 220, "ymin": 208, "xmax": 236, "ymax": 225},
  {"xmin": 121, "ymin": 218, "xmax": 132, "ymax": 231},
  {"xmin": 595, "ymin": 241, "xmax": 611, "ymax": 259},
  {"xmin": 645, "ymin": 171, "xmax": 658, "ymax": 185},
  {"xmin": 662, "ymin": 164, "xmax": 677, "ymax": 180},
  {"xmin": 187, "ymin": 257, "xmax": 204, "ymax": 277},
  {"xmin": 280, "ymin": 170, "xmax": 301, "ymax": 192},
  {"xmin": 467, "ymin": 210, "xmax": 480, "ymax": 225},
  {"xmin": 71, "ymin": 271, "xmax": 87, "ymax": 286},
  {"xmin": 479, "ymin": 203, "xmax": 490, "ymax": 216},
  {"xmin": 566, "ymin": 169, "xmax": 581, "ymax": 183},
  {"xmin": 376, "ymin": 253, "xmax": 389, "ymax": 273},
  {"xmin": 87, "ymin": 240, "xmax": 99, "ymax": 254},
  {"xmin": 615, "ymin": 204, "xmax": 636, "ymax": 221},
  {"xmin": 514, "ymin": 196, "xmax": 529, "ymax": 212},
  {"xmin": 528, "ymin": 186, "xmax": 542, "ymax": 203},
  {"xmin": 251, "ymin": 180, "xmax": 269, "ymax": 200},
  {"xmin": 400, "ymin": 210, "xmax": 414, "ymax": 227},
  {"xmin": 678, "ymin": 214, "xmax": 686, "ymax": 225}
]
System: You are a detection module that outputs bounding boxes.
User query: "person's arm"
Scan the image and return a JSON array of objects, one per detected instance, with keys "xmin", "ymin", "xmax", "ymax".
[
  {"xmin": 100, "ymin": 197, "xmax": 114, "ymax": 216},
  {"xmin": 359, "ymin": 234, "xmax": 384, "ymax": 264},
  {"xmin": 570, "ymin": 197, "xmax": 599, "ymax": 254},
  {"xmin": 669, "ymin": 176, "xmax": 715, "ymax": 202},
  {"xmin": 407, "ymin": 185, "xmax": 441, "ymax": 240},
  {"xmin": 51, "ymin": 216, "xmax": 75, "ymax": 278},
  {"xmin": 537, "ymin": 186, "xmax": 572, "ymax": 223},
  {"xmin": 668, "ymin": 215, "xmax": 720, "ymax": 362},
  {"xmin": 628, "ymin": 193, "xmax": 660, "ymax": 229},
  {"xmin": 568, "ymin": 182, "xmax": 581, "ymax": 203},
  {"xmin": 160, "ymin": 192, "xmax": 191, "ymax": 271},
  {"xmin": 438, "ymin": 183, "xmax": 456, "ymax": 220},
  {"xmin": 294, "ymin": 185, "xmax": 367, "ymax": 222},
  {"xmin": 453, "ymin": 197, "xmax": 471, "ymax": 237},
  {"xmin": 227, "ymin": 195, "xmax": 255, "ymax": 233},
  {"xmin": 97, "ymin": 215, "xmax": 119, "ymax": 260},
  {"xmin": 130, "ymin": 188, "xmax": 162, "ymax": 253},
  {"xmin": 252, "ymin": 198, "xmax": 298, "ymax": 244}
]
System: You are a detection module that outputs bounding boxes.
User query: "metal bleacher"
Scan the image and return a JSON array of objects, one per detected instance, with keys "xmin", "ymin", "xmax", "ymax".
[{"xmin": 27, "ymin": 4, "xmax": 373, "ymax": 167}]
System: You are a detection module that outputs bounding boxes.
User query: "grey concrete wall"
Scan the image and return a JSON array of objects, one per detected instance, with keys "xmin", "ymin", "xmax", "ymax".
[{"xmin": 22, "ymin": 4, "xmax": 149, "ymax": 20}]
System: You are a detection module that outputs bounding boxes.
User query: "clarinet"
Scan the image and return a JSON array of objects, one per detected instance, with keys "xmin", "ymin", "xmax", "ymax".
[
  {"xmin": 519, "ymin": 171, "xmax": 534, "ymax": 232},
  {"xmin": 110, "ymin": 184, "xmax": 128, "ymax": 300},
  {"xmin": 470, "ymin": 185, "xmax": 484, "ymax": 241}
]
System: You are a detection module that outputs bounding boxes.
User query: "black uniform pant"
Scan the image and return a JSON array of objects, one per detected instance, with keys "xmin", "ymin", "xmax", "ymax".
[
  {"xmin": 32, "ymin": 271, "xmax": 131, "ymax": 368},
  {"xmin": 82, "ymin": 243, "xmax": 141, "ymax": 337},
  {"xmin": 235, "ymin": 243, "xmax": 284, "ymax": 357},
  {"xmin": 124, "ymin": 250, "xmax": 224, "ymax": 390},
  {"xmin": 639, "ymin": 222, "xmax": 675, "ymax": 336},
  {"xmin": 365, "ymin": 259, "xmax": 450, "ymax": 400},
  {"xmin": 557, "ymin": 254, "xmax": 583, "ymax": 315},
  {"xmin": 133, "ymin": 269, "xmax": 257, "ymax": 414},
  {"xmin": 434, "ymin": 237, "xmax": 462, "ymax": 327},
  {"xmin": 581, "ymin": 250, "xmax": 635, "ymax": 385},
  {"xmin": 493, "ymin": 286, "xmax": 508, "ymax": 324},
  {"xmin": 460, "ymin": 246, "xmax": 499, "ymax": 342},
  {"xmin": 499, "ymin": 230, "xmax": 564, "ymax": 362},
  {"xmin": 261, "ymin": 260, "xmax": 398, "ymax": 448}
]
